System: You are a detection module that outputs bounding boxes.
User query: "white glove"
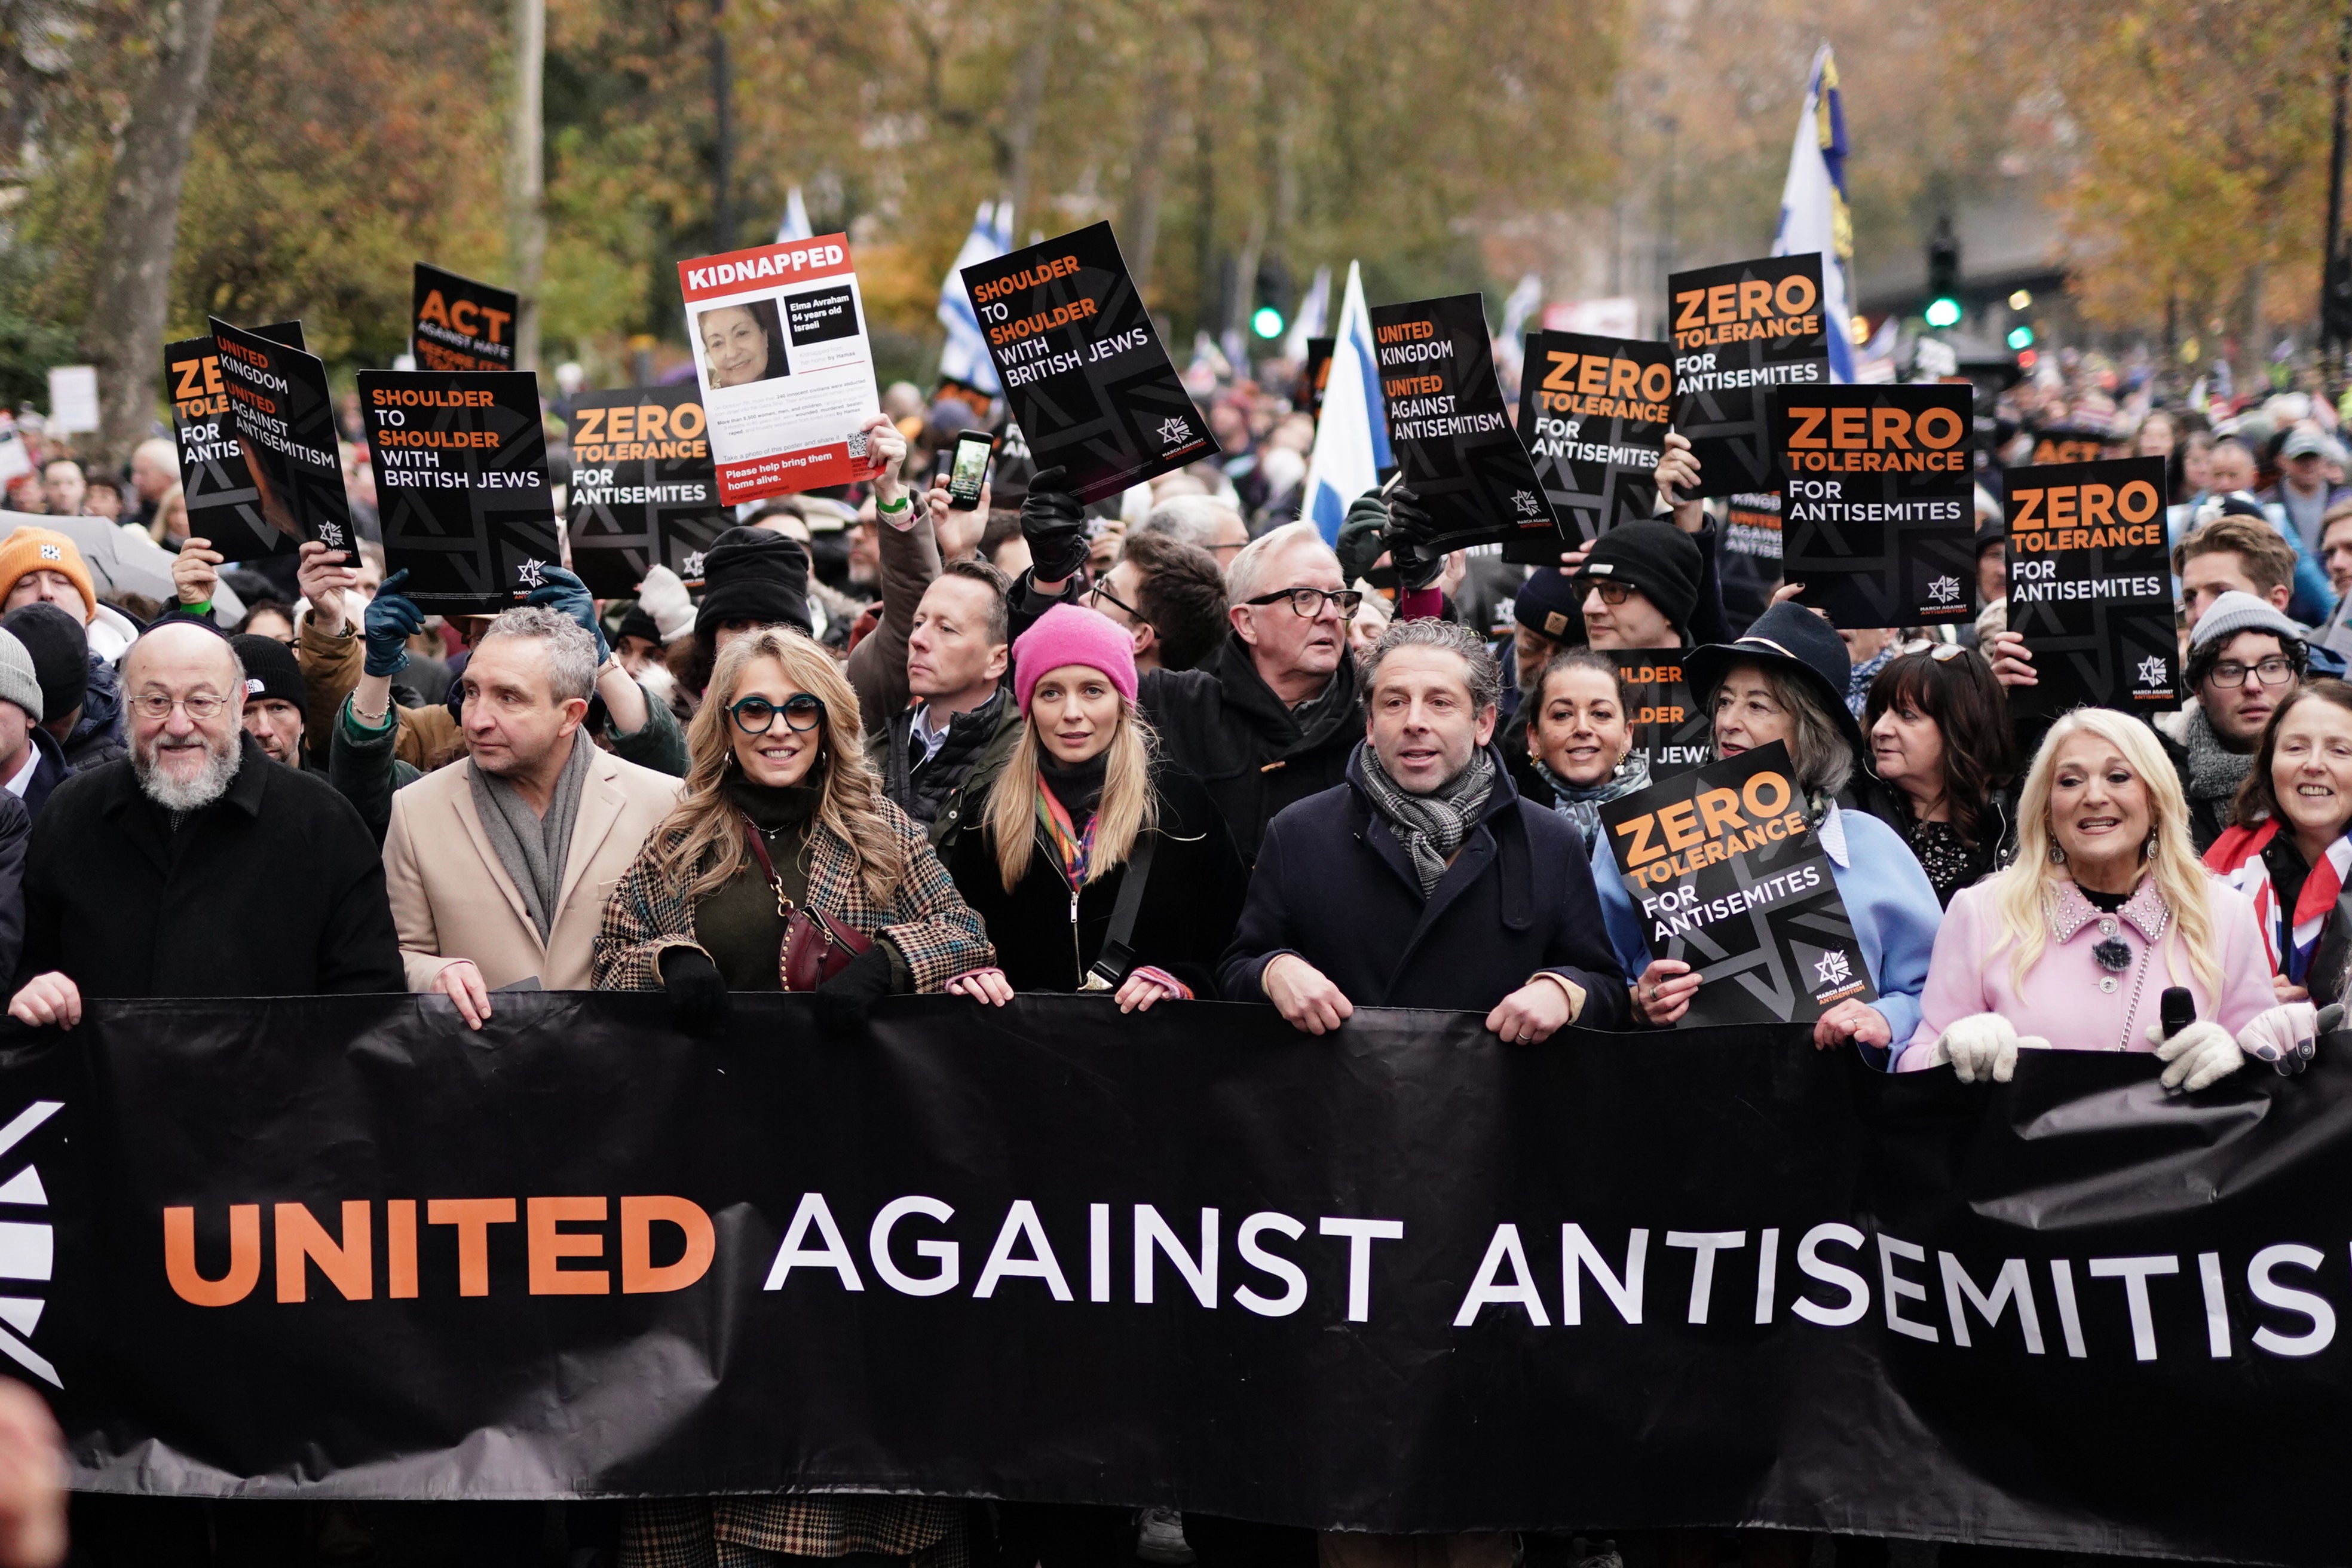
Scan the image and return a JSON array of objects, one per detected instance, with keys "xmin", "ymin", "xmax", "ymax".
[
  {"xmin": 1929, "ymin": 1012, "xmax": 2048, "ymax": 1083},
  {"xmin": 2150, "ymin": 1019, "xmax": 2243, "ymax": 1092},
  {"xmin": 2235, "ymin": 1001, "xmax": 2342, "ymax": 1077},
  {"xmin": 635, "ymin": 565, "xmax": 697, "ymax": 644}
]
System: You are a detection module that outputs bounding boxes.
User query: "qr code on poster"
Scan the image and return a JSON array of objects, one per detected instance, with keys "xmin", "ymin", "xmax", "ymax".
[{"xmin": 846, "ymin": 431, "xmax": 868, "ymax": 458}]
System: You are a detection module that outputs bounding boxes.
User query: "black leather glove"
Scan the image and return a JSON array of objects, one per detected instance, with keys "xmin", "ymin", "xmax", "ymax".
[
  {"xmin": 1019, "ymin": 466, "xmax": 1091, "ymax": 582},
  {"xmin": 1336, "ymin": 489, "xmax": 1389, "ymax": 586},
  {"xmin": 659, "ymin": 947, "xmax": 732, "ymax": 1036},
  {"xmin": 1384, "ymin": 485, "xmax": 1446, "ymax": 592},
  {"xmin": 812, "ymin": 943, "xmax": 898, "ymax": 1037}
]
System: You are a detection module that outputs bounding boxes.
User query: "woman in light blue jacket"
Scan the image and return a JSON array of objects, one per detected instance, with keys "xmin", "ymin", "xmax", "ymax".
[{"xmin": 1592, "ymin": 603, "xmax": 1941, "ymax": 1067}]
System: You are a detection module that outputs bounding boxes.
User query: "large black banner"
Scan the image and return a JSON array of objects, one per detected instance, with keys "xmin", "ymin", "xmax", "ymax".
[{"xmin": 13, "ymin": 993, "xmax": 2352, "ymax": 1566}]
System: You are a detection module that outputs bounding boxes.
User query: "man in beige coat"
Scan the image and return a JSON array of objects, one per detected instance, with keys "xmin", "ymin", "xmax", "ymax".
[{"xmin": 382, "ymin": 606, "xmax": 681, "ymax": 1022}]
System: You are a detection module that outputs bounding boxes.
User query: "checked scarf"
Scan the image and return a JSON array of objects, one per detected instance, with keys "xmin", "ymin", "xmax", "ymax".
[
  {"xmin": 1355, "ymin": 743, "xmax": 1497, "ymax": 896},
  {"xmin": 2206, "ymin": 818, "xmax": 2352, "ymax": 984}
]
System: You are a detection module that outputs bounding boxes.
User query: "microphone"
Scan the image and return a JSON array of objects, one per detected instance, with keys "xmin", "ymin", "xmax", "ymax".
[{"xmin": 2160, "ymin": 986, "xmax": 2195, "ymax": 1042}]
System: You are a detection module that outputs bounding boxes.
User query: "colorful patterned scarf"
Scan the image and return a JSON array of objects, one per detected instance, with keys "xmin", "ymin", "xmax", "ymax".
[
  {"xmin": 1036, "ymin": 780, "xmax": 1098, "ymax": 890},
  {"xmin": 2206, "ymin": 818, "xmax": 2352, "ymax": 983}
]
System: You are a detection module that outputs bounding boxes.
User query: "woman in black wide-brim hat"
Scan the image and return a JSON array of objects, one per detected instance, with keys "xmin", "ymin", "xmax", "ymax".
[{"xmin": 1585, "ymin": 602, "xmax": 1944, "ymax": 1065}]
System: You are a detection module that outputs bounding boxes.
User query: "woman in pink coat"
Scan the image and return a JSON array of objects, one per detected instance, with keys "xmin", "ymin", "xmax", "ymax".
[{"xmin": 1898, "ymin": 706, "xmax": 2322, "ymax": 1088}]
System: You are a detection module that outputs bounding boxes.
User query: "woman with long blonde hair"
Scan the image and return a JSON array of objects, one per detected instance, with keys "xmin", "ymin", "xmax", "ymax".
[
  {"xmin": 944, "ymin": 604, "xmax": 1245, "ymax": 1010},
  {"xmin": 595, "ymin": 628, "xmax": 993, "ymax": 1025},
  {"xmin": 1898, "ymin": 706, "xmax": 2317, "ymax": 1088}
]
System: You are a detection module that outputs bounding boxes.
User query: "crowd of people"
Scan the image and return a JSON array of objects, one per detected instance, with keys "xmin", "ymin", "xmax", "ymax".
[{"xmin": 0, "ymin": 345, "xmax": 2348, "ymax": 1566}]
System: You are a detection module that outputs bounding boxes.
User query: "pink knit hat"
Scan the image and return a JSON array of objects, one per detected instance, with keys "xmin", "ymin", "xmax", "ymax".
[{"xmin": 1012, "ymin": 602, "xmax": 1139, "ymax": 713}]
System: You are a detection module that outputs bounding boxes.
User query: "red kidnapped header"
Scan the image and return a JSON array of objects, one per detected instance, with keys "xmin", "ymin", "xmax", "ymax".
[{"xmin": 678, "ymin": 237, "xmax": 853, "ymax": 302}]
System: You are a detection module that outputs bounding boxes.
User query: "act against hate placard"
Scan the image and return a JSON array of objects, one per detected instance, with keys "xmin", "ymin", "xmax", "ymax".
[
  {"xmin": 358, "ymin": 369, "xmax": 560, "ymax": 616},
  {"xmin": 678, "ymin": 235, "xmax": 880, "ymax": 506},
  {"xmin": 1598, "ymin": 743, "xmax": 1874, "ymax": 1027},
  {"xmin": 167, "ymin": 322, "xmax": 305, "ymax": 561},
  {"xmin": 1371, "ymin": 293, "xmax": 1561, "ymax": 561},
  {"xmin": 1771, "ymin": 383, "xmax": 1976, "ymax": 629},
  {"xmin": 207, "ymin": 317, "xmax": 354, "ymax": 552},
  {"xmin": 2005, "ymin": 455, "xmax": 2179, "ymax": 716},
  {"xmin": 412, "ymin": 263, "xmax": 517, "ymax": 373},
  {"xmin": 961, "ymin": 222, "xmax": 1214, "ymax": 504},
  {"xmin": 1668, "ymin": 255, "xmax": 1830, "ymax": 500},
  {"xmin": 565, "ymin": 386, "xmax": 728, "ymax": 598},
  {"xmin": 1518, "ymin": 329, "xmax": 1671, "ymax": 541}
]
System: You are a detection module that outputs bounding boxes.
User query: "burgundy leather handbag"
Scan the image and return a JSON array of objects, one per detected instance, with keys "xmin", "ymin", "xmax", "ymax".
[{"xmin": 742, "ymin": 817, "xmax": 872, "ymax": 991}]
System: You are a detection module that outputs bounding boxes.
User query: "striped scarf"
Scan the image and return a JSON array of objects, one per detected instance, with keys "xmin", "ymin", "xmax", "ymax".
[
  {"xmin": 2206, "ymin": 818, "xmax": 2352, "ymax": 983},
  {"xmin": 1035, "ymin": 780, "xmax": 1097, "ymax": 890}
]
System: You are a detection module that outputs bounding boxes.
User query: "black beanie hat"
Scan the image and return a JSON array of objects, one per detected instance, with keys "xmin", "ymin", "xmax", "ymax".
[
  {"xmin": 2, "ymin": 601, "xmax": 85, "ymax": 718},
  {"xmin": 617, "ymin": 604, "xmax": 662, "ymax": 648},
  {"xmin": 1512, "ymin": 567, "xmax": 1584, "ymax": 639},
  {"xmin": 1577, "ymin": 520, "xmax": 1703, "ymax": 636},
  {"xmin": 229, "ymin": 633, "xmax": 307, "ymax": 710},
  {"xmin": 694, "ymin": 526, "xmax": 812, "ymax": 638}
]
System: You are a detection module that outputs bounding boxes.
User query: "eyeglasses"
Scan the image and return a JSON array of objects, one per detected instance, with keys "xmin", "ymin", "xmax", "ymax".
[
  {"xmin": 1575, "ymin": 578, "xmax": 1637, "ymax": 607},
  {"xmin": 2206, "ymin": 657, "xmax": 2296, "ymax": 689},
  {"xmin": 1086, "ymin": 581, "xmax": 1148, "ymax": 624},
  {"xmin": 727, "ymin": 693, "xmax": 827, "ymax": 734},
  {"xmin": 1244, "ymin": 587, "xmax": 1364, "ymax": 618},
  {"xmin": 130, "ymin": 692, "xmax": 229, "ymax": 722}
]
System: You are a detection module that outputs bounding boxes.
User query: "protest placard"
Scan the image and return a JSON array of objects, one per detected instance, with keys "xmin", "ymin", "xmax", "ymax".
[
  {"xmin": 678, "ymin": 234, "xmax": 881, "ymax": 505},
  {"xmin": 1668, "ymin": 255, "xmax": 1830, "ymax": 499},
  {"xmin": 1721, "ymin": 492, "xmax": 1783, "ymax": 561},
  {"xmin": 1771, "ymin": 383, "xmax": 1976, "ymax": 628},
  {"xmin": 1599, "ymin": 742, "xmax": 1873, "ymax": 1026},
  {"xmin": 1370, "ymin": 293, "xmax": 1560, "ymax": 561},
  {"xmin": 357, "ymin": 369, "xmax": 559, "ymax": 615},
  {"xmin": 167, "ymin": 322, "xmax": 306, "ymax": 560},
  {"xmin": 564, "ymin": 386, "xmax": 727, "ymax": 597},
  {"xmin": 1610, "ymin": 649, "xmax": 1712, "ymax": 779},
  {"xmin": 1517, "ymin": 329, "xmax": 1670, "ymax": 541},
  {"xmin": 961, "ymin": 222, "xmax": 1214, "ymax": 503},
  {"xmin": 208, "ymin": 317, "xmax": 354, "ymax": 552},
  {"xmin": 2005, "ymin": 456, "xmax": 2179, "ymax": 716},
  {"xmin": 411, "ymin": 264, "xmax": 518, "ymax": 374}
]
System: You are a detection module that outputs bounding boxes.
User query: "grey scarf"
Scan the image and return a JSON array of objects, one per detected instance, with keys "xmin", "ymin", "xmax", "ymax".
[
  {"xmin": 1537, "ymin": 749, "xmax": 1652, "ymax": 855},
  {"xmin": 2179, "ymin": 705, "xmax": 2254, "ymax": 806},
  {"xmin": 469, "ymin": 732, "xmax": 595, "ymax": 942},
  {"xmin": 1356, "ymin": 742, "xmax": 1497, "ymax": 896}
]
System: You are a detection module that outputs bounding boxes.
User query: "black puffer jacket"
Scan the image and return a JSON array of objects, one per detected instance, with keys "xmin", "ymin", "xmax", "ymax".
[
  {"xmin": 1136, "ymin": 634, "xmax": 1362, "ymax": 866},
  {"xmin": 948, "ymin": 760, "xmax": 1247, "ymax": 997},
  {"xmin": 869, "ymin": 689, "xmax": 1022, "ymax": 836}
]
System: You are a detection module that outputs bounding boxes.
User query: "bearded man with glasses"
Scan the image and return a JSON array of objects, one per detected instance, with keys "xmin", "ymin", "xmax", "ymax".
[
  {"xmin": 2159, "ymin": 590, "xmax": 2313, "ymax": 854},
  {"xmin": 8, "ymin": 620, "xmax": 402, "ymax": 1028}
]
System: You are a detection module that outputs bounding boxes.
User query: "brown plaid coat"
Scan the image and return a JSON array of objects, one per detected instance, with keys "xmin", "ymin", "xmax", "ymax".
[
  {"xmin": 620, "ymin": 1494, "xmax": 967, "ymax": 1568},
  {"xmin": 592, "ymin": 795, "xmax": 993, "ymax": 994}
]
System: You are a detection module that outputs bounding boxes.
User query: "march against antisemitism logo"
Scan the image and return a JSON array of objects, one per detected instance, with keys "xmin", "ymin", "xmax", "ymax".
[
  {"xmin": 2136, "ymin": 656, "xmax": 2170, "ymax": 690},
  {"xmin": 1155, "ymin": 416, "xmax": 1195, "ymax": 453},
  {"xmin": 0, "ymin": 1102, "xmax": 60, "ymax": 1388}
]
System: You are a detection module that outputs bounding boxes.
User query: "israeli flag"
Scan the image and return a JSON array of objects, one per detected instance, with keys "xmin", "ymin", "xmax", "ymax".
[
  {"xmin": 1282, "ymin": 265, "xmax": 1331, "ymax": 363},
  {"xmin": 1298, "ymin": 261, "xmax": 1393, "ymax": 544},
  {"xmin": 1771, "ymin": 44, "xmax": 1856, "ymax": 384},
  {"xmin": 774, "ymin": 186, "xmax": 813, "ymax": 243},
  {"xmin": 936, "ymin": 200, "xmax": 1012, "ymax": 394}
]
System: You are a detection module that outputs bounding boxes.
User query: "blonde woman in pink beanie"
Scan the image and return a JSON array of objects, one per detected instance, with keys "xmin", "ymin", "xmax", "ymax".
[{"xmin": 944, "ymin": 602, "xmax": 1247, "ymax": 1009}]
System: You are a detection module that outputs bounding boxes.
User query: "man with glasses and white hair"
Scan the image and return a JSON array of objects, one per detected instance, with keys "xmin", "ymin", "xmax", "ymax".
[
  {"xmin": 382, "ymin": 606, "xmax": 683, "ymax": 1028},
  {"xmin": 7, "ymin": 620, "xmax": 401, "ymax": 1025}
]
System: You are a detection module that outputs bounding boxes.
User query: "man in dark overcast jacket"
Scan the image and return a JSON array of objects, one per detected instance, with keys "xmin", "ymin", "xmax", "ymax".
[
  {"xmin": 1219, "ymin": 617, "xmax": 1627, "ymax": 1035},
  {"xmin": 8, "ymin": 621, "xmax": 400, "ymax": 1020}
]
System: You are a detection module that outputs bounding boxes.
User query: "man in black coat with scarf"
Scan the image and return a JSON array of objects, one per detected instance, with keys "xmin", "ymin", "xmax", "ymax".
[
  {"xmin": 1218, "ymin": 616, "xmax": 1628, "ymax": 1037},
  {"xmin": 8, "ymin": 620, "xmax": 401, "ymax": 1024}
]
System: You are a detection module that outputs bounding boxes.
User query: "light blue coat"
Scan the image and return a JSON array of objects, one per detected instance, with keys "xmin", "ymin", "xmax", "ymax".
[{"xmin": 1591, "ymin": 802, "xmax": 1942, "ymax": 1067}]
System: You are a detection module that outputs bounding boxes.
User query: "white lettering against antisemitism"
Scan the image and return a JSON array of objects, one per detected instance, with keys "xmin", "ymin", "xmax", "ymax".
[
  {"xmin": 684, "ymin": 242, "xmax": 846, "ymax": 293},
  {"xmin": 759, "ymin": 1193, "xmax": 2342, "ymax": 1361}
]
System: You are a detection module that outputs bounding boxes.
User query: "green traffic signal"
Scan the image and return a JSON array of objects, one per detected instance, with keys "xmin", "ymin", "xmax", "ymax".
[
  {"xmin": 2007, "ymin": 324, "xmax": 2035, "ymax": 351},
  {"xmin": 1924, "ymin": 297, "xmax": 1962, "ymax": 329},
  {"xmin": 1251, "ymin": 306, "xmax": 1285, "ymax": 339}
]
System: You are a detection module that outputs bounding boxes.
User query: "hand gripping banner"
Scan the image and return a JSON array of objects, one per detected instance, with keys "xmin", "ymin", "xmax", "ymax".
[{"xmin": 7, "ymin": 994, "xmax": 2352, "ymax": 1565}]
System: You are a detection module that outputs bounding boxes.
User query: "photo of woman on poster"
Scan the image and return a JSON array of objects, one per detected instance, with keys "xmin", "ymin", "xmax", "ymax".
[{"xmin": 697, "ymin": 299, "xmax": 789, "ymax": 389}]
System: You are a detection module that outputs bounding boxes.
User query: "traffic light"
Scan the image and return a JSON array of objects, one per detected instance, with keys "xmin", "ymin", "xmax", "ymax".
[
  {"xmin": 1251, "ymin": 306, "xmax": 1285, "ymax": 339},
  {"xmin": 1252, "ymin": 256, "xmax": 1291, "ymax": 343},
  {"xmin": 2007, "ymin": 324, "xmax": 2035, "ymax": 351},
  {"xmin": 1925, "ymin": 216, "xmax": 1962, "ymax": 328}
]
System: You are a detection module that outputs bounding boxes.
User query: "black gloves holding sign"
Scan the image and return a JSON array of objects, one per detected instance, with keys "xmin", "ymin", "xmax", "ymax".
[
  {"xmin": 1337, "ymin": 486, "xmax": 1444, "ymax": 593},
  {"xmin": 659, "ymin": 948, "xmax": 731, "ymax": 1036},
  {"xmin": 1020, "ymin": 467, "xmax": 1092, "ymax": 584}
]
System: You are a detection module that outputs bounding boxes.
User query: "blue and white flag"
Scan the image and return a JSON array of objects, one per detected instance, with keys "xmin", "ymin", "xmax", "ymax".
[
  {"xmin": 1493, "ymin": 272, "xmax": 1544, "ymax": 384},
  {"xmin": 774, "ymin": 186, "xmax": 813, "ymax": 244},
  {"xmin": 1282, "ymin": 265, "xmax": 1332, "ymax": 363},
  {"xmin": 936, "ymin": 200, "xmax": 1012, "ymax": 394},
  {"xmin": 1298, "ymin": 261, "xmax": 1393, "ymax": 545},
  {"xmin": 1771, "ymin": 44, "xmax": 1855, "ymax": 384}
]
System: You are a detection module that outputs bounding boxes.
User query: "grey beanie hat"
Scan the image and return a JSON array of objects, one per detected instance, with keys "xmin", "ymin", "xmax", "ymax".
[
  {"xmin": 0, "ymin": 629, "xmax": 42, "ymax": 724},
  {"xmin": 2186, "ymin": 589, "xmax": 2306, "ymax": 686}
]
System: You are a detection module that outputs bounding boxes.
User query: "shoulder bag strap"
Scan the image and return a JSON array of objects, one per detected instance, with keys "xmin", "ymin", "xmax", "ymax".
[{"xmin": 1083, "ymin": 830, "xmax": 1157, "ymax": 990}]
